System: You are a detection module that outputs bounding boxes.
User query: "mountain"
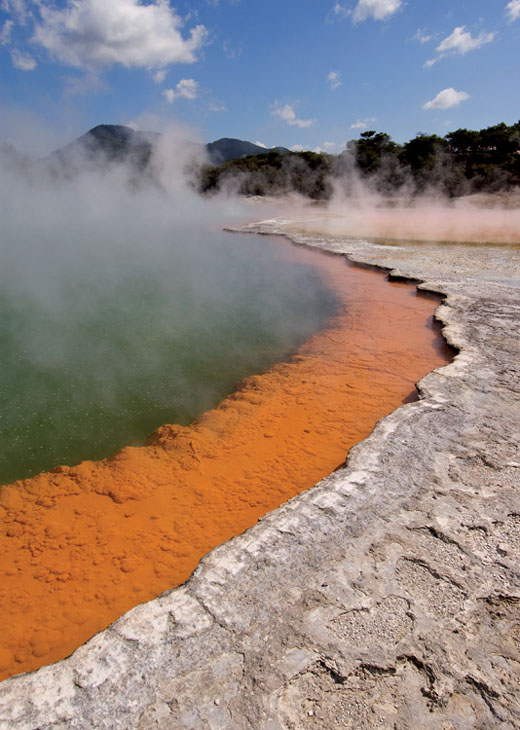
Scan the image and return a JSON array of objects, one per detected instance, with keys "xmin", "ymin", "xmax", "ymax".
[
  {"xmin": 47, "ymin": 126, "xmax": 289, "ymax": 171},
  {"xmin": 206, "ymin": 138, "xmax": 289, "ymax": 164},
  {"xmin": 44, "ymin": 125, "xmax": 330, "ymax": 199},
  {"xmin": 47, "ymin": 124, "xmax": 159, "ymax": 174}
]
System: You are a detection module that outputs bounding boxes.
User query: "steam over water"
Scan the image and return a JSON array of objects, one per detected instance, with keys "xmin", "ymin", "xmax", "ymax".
[
  {"xmin": 0, "ymin": 157, "xmax": 337, "ymax": 485},
  {"xmin": 7, "ymin": 124, "xmax": 515, "ymax": 486}
]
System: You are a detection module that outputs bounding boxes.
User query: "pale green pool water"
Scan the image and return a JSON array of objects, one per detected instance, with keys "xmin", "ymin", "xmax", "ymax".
[{"xmin": 0, "ymin": 227, "xmax": 337, "ymax": 484}]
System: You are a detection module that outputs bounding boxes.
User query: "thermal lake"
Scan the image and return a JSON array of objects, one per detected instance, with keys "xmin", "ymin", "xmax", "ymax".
[
  {"xmin": 0, "ymin": 227, "xmax": 337, "ymax": 485},
  {"xmin": 0, "ymin": 223, "xmax": 453, "ymax": 681}
]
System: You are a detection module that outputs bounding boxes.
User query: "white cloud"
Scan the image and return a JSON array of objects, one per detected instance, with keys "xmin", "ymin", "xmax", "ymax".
[
  {"xmin": 423, "ymin": 88, "xmax": 469, "ymax": 110},
  {"xmin": 327, "ymin": 71, "xmax": 342, "ymax": 90},
  {"xmin": 353, "ymin": 0, "xmax": 402, "ymax": 23},
  {"xmin": 327, "ymin": 3, "xmax": 349, "ymax": 21},
  {"xmin": 271, "ymin": 104, "xmax": 315, "ymax": 129},
  {"xmin": 162, "ymin": 78, "xmax": 199, "ymax": 103},
  {"xmin": 254, "ymin": 141, "xmax": 267, "ymax": 148},
  {"xmin": 153, "ymin": 69, "xmax": 166, "ymax": 84},
  {"xmin": 425, "ymin": 25, "xmax": 495, "ymax": 66},
  {"xmin": 162, "ymin": 88, "xmax": 175, "ymax": 104},
  {"xmin": 176, "ymin": 78, "xmax": 198, "ymax": 98},
  {"xmin": 11, "ymin": 47, "xmax": 36, "ymax": 70},
  {"xmin": 2, "ymin": 0, "xmax": 30, "ymax": 25},
  {"xmin": 0, "ymin": 19, "xmax": 13, "ymax": 44},
  {"xmin": 314, "ymin": 141, "xmax": 338, "ymax": 153},
  {"xmin": 437, "ymin": 25, "xmax": 495, "ymax": 54},
  {"xmin": 290, "ymin": 144, "xmax": 306, "ymax": 152},
  {"xmin": 506, "ymin": 0, "xmax": 520, "ymax": 22},
  {"xmin": 208, "ymin": 101, "xmax": 227, "ymax": 112},
  {"xmin": 32, "ymin": 0, "xmax": 207, "ymax": 70},
  {"xmin": 414, "ymin": 28, "xmax": 431, "ymax": 44},
  {"xmin": 350, "ymin": 117, "xmax": 376, "ymax": 130}
]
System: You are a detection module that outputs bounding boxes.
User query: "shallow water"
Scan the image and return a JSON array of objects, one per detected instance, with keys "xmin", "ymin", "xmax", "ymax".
[{"xmin": 0, "ymin": 228, "xmax": 337, "ymax": 485}]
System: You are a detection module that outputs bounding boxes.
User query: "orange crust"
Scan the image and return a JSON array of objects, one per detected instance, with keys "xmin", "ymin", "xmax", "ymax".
[{"xmin": 0, "ymin": 240, "xmax": 450, "ymax": 680}]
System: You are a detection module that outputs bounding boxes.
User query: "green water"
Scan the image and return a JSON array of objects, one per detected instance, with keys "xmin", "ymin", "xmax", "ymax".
[{"xmin": 0, "ymin": 229, "xmax": 338, "ymax": 484}]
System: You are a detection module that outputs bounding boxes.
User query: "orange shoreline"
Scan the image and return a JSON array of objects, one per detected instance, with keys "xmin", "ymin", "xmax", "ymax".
[{"xmin": 0, "ymin": 237, "xmax": 451, "ymax": 681}]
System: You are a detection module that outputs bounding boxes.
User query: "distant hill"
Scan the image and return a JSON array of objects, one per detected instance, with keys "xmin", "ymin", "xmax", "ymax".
[
  {"xmin": 8, "ymin": 121, "xmax": 519, "ymax": 198},
  {"xmin": 47, "ymin": 126, "xmax": 289, "ymax": 170},
  {"xmin": 74, "ymin": 124, "xmax": 159, "ymax": 160},
  {"xmin": 47, "ymin": 124, "xmax": 159, "ymax": 174},
  {"xmin": 199, "ymin": 149, "xmax": 334, "ymax": 200},
  {"xmin": 206, "ymin": 138, "xmax": 290, "ymax": 164},
  {"xmin": 44, "ymin": 125, "xmax": 330, "ymax": 198}
]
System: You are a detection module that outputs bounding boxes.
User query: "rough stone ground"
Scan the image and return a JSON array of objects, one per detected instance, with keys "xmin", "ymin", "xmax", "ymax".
[{"xmin": 1, "ymin": 218, "xmax": 520, "ymax": 729}]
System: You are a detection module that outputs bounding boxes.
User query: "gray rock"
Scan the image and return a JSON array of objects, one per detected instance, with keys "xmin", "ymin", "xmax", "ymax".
[{"xmin": 1, "ymin": 219, "xmax": 520, "ymax": 729}]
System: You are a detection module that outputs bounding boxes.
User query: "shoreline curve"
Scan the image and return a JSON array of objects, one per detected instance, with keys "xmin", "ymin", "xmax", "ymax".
[{"xmin": 1, "ymin": 219, "xmax": 519, "ymax": 729}]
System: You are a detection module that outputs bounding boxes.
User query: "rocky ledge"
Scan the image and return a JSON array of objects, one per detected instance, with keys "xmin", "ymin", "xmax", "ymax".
[{"xmin": 1, "ymin": 219, "xmax": 520, "ymax": 729}]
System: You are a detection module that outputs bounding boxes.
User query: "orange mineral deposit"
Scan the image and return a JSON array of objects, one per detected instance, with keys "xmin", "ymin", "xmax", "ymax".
[{"xmin": 0, "ymin": 237, "xmax": 452, "ymax": 681}]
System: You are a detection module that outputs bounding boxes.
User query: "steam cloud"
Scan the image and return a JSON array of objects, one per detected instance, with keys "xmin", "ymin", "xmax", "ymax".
[
  {"xmin": 315, "ymin": 197, "xmax": 520, "ymax": 245},
  {"xmin": 323, "ymin": 166, "xmax": 520, "ymax": 245},
  {"xmin": 0, "ymin": 125, "xmax": 335, "ymax": 483},
  {"xmin": 304, "ymin": 136, "xmax": 520, "ymax": 245},
  {"xmin": 1, "ymin": 117, "xmax": 518, "ymax": 484}
]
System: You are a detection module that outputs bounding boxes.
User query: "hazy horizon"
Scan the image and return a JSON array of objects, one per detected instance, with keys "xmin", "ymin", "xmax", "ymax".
[{"xmin": 0, "ymin": 1, "xmax": 518, "ymax": 156}]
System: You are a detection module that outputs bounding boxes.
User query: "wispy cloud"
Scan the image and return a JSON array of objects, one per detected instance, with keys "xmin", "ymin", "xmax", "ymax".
[
  {"xmin": 162, "ymin": 89, "xmax": 176, "ymax": 104},
  {"xmin": 152, "ymin": 69, "xmax": 166, "ymax": 84},
  {"xmin": 2, "ymin": 0, "xmax": 31, "ymax": 26},
  {"xmin": 425, "ymin": 25, "xmax": 495, "ymax": 67},
  {"xmin": 506, "ymin": 0, "xmax": 520, "ymax": 22},
  {"xmin": 314, "ymin": 141, "xmax": 339, "ymax": 153},
  {"xmin": 271, "ymin": 103, "xmax": 315, "ymax": 129},
  {"xmin": 350, "ymin": 117, "xmax": 376, "ymax": 130},
  {"xmin": 0, "ymin": 19, "xmax": 13, "ymax": 44},
  {"xmin": 327, "ymin": 71, "xmax": 342, "ymax": 90},
  {"xmin": 423, "ymin": 87, "xmax": 469, "ymax": 110},
  {"xmin": 437, "ymin": 26, "xmax": 496, "ymax": 54},
  {"xmin": 63, "ymin": 71, "xmax": 107, "ymax": 96},
  {"xmin": 223, "ymin": 39, "xmax": 243, "ymax": 60},
  {"xmin": 162, "ymin": 78, "xmax": 199, "ymax": 104},
  {"xmin": 414, "ymin": 28, "xmax": 431, "ymax": 44},
  {"xmin": 352, "ymin": 0, "xmax": 402, "ymax": 23},
  {"xmin": 11, "ymin": 47, "xmax": 36, "ymax": 70},
  {"xmin": 208, "ymin": 100, "xmax": 227, "ymax": 112},
  {"xmin": 30, "ymin": 0, "xmax": 207, "ymax": 70},
  {"xmin": 326, "ymin": 3, "xmax": 350, "ymax": 22}
]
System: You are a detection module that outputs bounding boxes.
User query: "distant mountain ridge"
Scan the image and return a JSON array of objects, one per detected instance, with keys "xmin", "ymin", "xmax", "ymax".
[
  {"xmin": 49, "ymin": 125, "xmax": 289, "ymax": 167},
  {"xmin": 48, "ymin": 124, "xmax": 159, "ymax": 173},
  {"xmin": 67, "ymin": 124, "xmax": 159, "ymax": 159},
  {"xmin": 207, "ymin": 138, "xmax": 290, "ymax": 164},
  {"xmin": 42, "ymin": 124, "xmax": 332, "ymax": 199},
  {"xmin": 5, "ymin": 121, "xmax": 519, "ymax": 199}
]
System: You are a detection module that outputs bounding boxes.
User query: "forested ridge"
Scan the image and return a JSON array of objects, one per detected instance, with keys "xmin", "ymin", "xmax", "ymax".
[
  {"xmin": 3, "ymin": 122, "xmax": 519, "ymax": 200},
  {"xmin": 198, "ymin": 121, "xmax": 520, "ymax": 199}
]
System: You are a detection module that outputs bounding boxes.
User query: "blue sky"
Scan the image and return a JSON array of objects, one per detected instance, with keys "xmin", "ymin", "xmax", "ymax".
[{"xmin": 0, "ymin": 0, "xmax": 518, "ymax": 154}]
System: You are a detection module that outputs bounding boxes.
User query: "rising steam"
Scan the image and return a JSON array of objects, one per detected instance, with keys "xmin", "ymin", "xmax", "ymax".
[
  {"xmin": 0, "ymin": 124, "xmax": 336, "ymax": 484},
  {"xmin": 321, "ymin": 190, "xmax": 520, "ymax": 245},
  {"xmin": 311, "ymin": 148, "xmax": 520, "ymax": 245}
]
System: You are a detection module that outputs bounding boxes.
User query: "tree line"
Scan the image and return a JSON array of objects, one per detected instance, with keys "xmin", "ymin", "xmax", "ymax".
[{"xmin": 197, "ymin": 121, "xmax": 520, "ymax": 199}]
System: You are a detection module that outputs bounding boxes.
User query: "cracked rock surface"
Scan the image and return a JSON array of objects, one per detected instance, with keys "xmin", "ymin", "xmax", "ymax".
[{"xmin": 1, "ymin": 219, "xmax": 520, "ymax": 729}]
